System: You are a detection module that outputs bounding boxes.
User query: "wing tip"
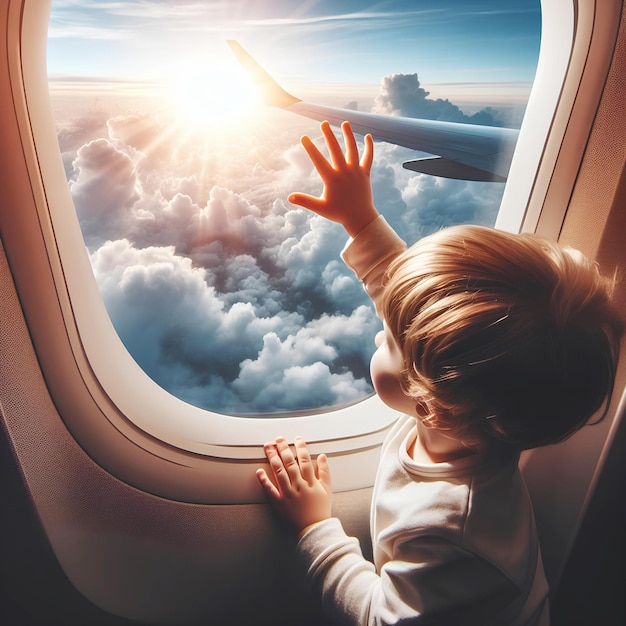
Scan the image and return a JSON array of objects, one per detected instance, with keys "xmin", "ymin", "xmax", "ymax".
[{"xmin": 227, "ymin": 40, "xmax": 300, "ymax": 109}]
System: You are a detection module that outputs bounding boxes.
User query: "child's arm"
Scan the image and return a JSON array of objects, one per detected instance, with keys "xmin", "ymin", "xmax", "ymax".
[
  {"xmin": 256, "ymin": 122, "xmax": 391, "ymax": 533},
  {"xmin": 291, "ymin": 120, "xmax": 406, "ymax": 313},
  {"xmin": 289, "ymin": 120, "xmax": 379, "ymax": 238}
]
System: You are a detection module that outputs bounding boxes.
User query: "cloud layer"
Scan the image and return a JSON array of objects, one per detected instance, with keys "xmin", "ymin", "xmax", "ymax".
[
  {"xmin": 373, "ymin": 73, "xmax": 507, "ymax": 127},
  {"xmin": 56, "ymin": 76, "xmax": 506, "ymax": 415}
]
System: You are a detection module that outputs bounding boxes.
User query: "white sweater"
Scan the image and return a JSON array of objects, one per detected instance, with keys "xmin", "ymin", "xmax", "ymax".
[{"xmin": 297, "ymin": 217, "xmax": 550, "ymax": 625}]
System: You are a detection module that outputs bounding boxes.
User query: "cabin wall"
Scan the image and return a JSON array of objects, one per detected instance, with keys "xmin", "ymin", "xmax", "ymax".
[
  {"xmin": 0, "ymin": 239, "xmax": 372, "ymax": 625},
  {"xmin": 521, "ymin": 2, "xmax": 626, "ymax": 622},
  {"xmin": 550, "ymin": 2, "xmax": 626, "ymax": 623}
]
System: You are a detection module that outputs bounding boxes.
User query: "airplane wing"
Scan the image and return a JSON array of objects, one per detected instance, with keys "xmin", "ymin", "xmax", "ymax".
[{"xmin": 227, "ymin": 40, "xmax": 518, "ymax": 182}]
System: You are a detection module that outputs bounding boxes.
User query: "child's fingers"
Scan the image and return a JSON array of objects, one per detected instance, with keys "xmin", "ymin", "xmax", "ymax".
[
  {"xmin": 320, "ymin": 121, "xmax": 345, "ymax": 169},
  {"xmin": 275, "ymin": 437, "xmax": 302, "ymax": 484},
  {"xmin": 301, "ymin": 135, "xmax": 333, "ymax": 179},
  {"xmin": 315, "ymin": 453, "xmax": 332, "ymax": 492},
  {"xmin": 342, "ymin": 121, "xmax": 359, "ymax": 167},
  {"xmin": 294, "ymin": 437, "xmax": 315, "ymax": 484},
  {"xmin": 288, "ymin": 192, "xmax": 325, "ymax": 213},
  {"xmin": 264, "ymin": 441, "xmax": 292, "ymax": 492},
  {"xmin": 256, "ymin": 468, "xmax": 281, "ymax": 500},
  {"xmin": 361, "ymin": 134, "xmax": 374, "ymax": 172}
]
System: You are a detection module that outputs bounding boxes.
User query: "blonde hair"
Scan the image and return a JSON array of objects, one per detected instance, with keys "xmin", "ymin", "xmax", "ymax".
[{"xmin": 381, "ymin": 224, "xmax": 623, "ymax": 451}]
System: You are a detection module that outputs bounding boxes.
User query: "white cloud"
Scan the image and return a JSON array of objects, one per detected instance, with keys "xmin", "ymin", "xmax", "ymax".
[
  {"xmin": 59, "ymin": 79, "xmax": 505, "ymax": 414},
  {"xmin": 70, "ymin": 138, "xmax": 140, "ymax": 246},
  {"xmin": 373, "ymin": 72, "xmax": 508, "ymax": 127}
]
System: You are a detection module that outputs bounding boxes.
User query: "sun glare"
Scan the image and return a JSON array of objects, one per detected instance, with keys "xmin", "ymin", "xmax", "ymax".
[{"xmin": 167, "ymin": 63, "xmax": 259, "ymax": 130}]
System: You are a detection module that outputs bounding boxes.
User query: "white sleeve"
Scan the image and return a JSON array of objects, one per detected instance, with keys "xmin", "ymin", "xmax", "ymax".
[
  {"xmin": 297, "ymin": 518, "xmax": 519, "ymax": 626},
  {"xmin": 297, "ymin": 517, "xmax": 379, "ymax": 625},
  {"xmin": 341, "ymin": 216, "xmax": 407, "ymax": 317}
]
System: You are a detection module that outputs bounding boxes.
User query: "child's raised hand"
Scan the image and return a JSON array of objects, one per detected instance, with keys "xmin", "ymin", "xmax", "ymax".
[
  {"xmin": 289, "ymin": 121, "xmax": 379, "ymax": 238},
  {"xmin": 256, "ymin": 436, "xmax": 332, "ymax": 535}
]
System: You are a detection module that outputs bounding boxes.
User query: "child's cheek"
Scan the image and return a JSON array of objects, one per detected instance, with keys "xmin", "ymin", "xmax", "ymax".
[{"xmin": 370, "ymin": 349, "xmax": 414, "ymax": 415}]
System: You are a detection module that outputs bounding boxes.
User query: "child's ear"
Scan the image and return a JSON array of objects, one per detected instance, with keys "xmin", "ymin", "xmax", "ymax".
[
  {"xmin": 414, "ymin": 397, "xmax": 440, "ymax": 430},
  {"xmin": 414, "ymin": 399, "xmax": 430, "ymax": 419}
]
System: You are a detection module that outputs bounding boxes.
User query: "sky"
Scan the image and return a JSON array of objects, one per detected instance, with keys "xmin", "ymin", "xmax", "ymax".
[
  {"xmin": 48, "ymin": 1, "xmax": 540, "ymax": 103},
  {"xmin": 47, "ymin": 0, "xmax": 541, "ymax": 416}
]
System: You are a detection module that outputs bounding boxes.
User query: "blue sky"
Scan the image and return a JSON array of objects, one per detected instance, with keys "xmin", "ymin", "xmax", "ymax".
[{"xmin": 48, "ymin": 0, "xmax": 541, "ymax": 91}]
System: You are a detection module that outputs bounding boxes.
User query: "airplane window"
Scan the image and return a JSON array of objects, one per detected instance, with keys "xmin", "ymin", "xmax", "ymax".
[{"xmin": 47, "ymin": 1, "xmax": 541, "ymax": 417}]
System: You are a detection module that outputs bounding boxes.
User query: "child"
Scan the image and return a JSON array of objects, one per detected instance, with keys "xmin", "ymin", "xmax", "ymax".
[{"xmin": 256, "ymin": 121, "xmax": 623, "ymax": 625}]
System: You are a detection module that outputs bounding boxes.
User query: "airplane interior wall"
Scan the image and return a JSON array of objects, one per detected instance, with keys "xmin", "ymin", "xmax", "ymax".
[
  {"xmin": 0, "ymin": 235, "xmax": 375, "ymax": 626},
  {"xmin": 522, "ymin": 2, "xmax": 626, "ymax": 621},
  {"xmin": 1, "ymin": 0, "xmax": 625, "ymax": 625},
  {"xmin": 0, "ymin": 235, "xmax": 376, "ymax": 625}
]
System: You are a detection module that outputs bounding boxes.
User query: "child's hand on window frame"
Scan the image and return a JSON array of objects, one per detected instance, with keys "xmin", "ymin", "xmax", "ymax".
[{"xmin": 256, "ymin": 436, "xmax": 332, "ymax": 535}]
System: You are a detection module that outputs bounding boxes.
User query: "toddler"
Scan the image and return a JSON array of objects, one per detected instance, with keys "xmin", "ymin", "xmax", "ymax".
[{"xmin": 256, "ymin": 121, "xmax": 623, "ymax": 625}]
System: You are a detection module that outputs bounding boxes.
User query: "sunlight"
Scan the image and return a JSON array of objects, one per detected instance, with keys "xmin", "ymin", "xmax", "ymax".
[{"xmin": 166, "ymin": 63, "xmax": 259, "ymax": 129}]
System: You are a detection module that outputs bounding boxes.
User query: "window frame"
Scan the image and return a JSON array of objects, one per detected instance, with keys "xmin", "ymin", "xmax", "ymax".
[{"xmin": 2, "ymin": 0, "xmax": 618, "ymax": 503}]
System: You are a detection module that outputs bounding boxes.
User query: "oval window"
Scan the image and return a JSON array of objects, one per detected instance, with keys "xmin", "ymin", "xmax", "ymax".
[{"xmin": 47, "ymin": 1, "xmax": 541, "ymax": 416}]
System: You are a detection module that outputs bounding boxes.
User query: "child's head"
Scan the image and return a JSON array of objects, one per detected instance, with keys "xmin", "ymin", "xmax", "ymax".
[{"xmin": 381, "ymin": 224, "xmax": 623, "ymax": 451}]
